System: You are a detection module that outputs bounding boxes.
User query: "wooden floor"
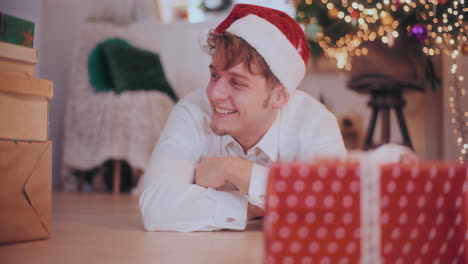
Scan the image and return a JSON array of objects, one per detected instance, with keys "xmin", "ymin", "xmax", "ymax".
[{"xmin": 0, "ymin": 193, "xmax": 264, "ymax": 264}]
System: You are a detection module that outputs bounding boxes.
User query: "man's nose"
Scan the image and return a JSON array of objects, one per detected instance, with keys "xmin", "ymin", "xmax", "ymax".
[{"xmin": 208, "ymin": 79, "xmax": 230, "ymax": 101}]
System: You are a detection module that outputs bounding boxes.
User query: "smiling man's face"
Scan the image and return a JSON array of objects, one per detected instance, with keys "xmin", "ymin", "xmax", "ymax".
[{"xmin": 206, "ymin": 52, "xmax": 278, "ymax": 142}]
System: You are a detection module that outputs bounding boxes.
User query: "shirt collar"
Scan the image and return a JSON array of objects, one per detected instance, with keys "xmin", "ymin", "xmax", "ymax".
[
  {"xmin": 255, "ymin": 113, "xmax": 280, "ymax": 161},
  {"xmin": 221, "ymin": 113, "xmax": 280, "ymax": 162}
]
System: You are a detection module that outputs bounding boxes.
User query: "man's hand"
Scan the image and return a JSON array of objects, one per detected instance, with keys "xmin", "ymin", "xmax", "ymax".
[
  {"xmin": 195, "ymin": 157, "xmax": 253, "ymax": 193},
  {"xmin": 370, "ymin": 144, "xmax": 418, "ymax": 164},
  {"xmin": 195, "ymin": 157, "xmax": 229, "ymax": 188},
  {"xmin": 247, "ymin": 203, "xmax": 264, "ymax": 220}
]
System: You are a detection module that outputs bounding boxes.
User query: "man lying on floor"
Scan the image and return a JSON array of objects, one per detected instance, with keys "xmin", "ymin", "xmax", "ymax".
[{"xmin": 139, "ymin": 4, "xmax": 411, "ymax": 232}]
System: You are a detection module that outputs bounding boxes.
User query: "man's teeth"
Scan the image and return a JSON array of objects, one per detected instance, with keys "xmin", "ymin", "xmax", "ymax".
[{"xmin": 215, "ymin": 107, "xmax": 236, "ymax": 114}]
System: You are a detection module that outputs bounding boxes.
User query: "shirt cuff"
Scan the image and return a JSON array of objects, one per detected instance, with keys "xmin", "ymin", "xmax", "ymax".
[
  {"xmin": 247, "ymin": 164, "xmax": 269, "ymax": 210},
  {"xmin": 210, "ymin": 190, "xmax": 248, "ymax": 230}
]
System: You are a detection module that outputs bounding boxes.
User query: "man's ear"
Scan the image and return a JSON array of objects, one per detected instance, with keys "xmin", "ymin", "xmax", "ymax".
[{"xmin": 271, "ymin": 86, "xmax": 289, "ymax": 108}]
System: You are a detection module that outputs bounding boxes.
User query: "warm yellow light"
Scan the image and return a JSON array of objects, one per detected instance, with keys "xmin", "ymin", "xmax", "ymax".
[
  {"xmin": 451, "ymin": 64, "xmax": 458, "ymax": 74},
  {"xmin": 336, "ymin": 52, "xmax": 347, "ymax": 69}
]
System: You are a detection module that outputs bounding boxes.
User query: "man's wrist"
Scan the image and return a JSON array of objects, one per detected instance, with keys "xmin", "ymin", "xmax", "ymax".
[
  {"xmin": 247, "ymin": 203, "xmax": 264, "ymax": 220},
  {"xmin": 224, "ymin": 157, "xmax": 253, "ymax": 194}
]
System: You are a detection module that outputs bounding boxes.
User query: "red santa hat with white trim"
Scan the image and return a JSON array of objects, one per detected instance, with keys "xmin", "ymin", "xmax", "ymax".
[{"xmin": 215, "ymin": 4, "xmax": 311, "ymax": 93}]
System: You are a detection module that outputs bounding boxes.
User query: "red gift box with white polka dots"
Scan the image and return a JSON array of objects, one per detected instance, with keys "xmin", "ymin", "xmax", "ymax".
[{"xmin": 264, "ymin": 161, "xmax": 468, "ymax": 264}]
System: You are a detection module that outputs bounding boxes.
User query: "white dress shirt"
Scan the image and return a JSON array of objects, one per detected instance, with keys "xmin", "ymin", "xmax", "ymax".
[{"xmin": 139, "ymin": 89, "xmax": 346, "ymax": 232}]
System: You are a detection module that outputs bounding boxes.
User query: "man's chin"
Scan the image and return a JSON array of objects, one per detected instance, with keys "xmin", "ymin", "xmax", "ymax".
[{"xmin": 210, "ymin": 123, "xmax": 230, "ymax": 136}]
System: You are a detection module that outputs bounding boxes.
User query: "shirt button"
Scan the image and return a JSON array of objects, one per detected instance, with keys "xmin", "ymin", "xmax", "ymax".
[{"xmin": 226, "ymin": 218, "xmax": 235, "ymax": 223}]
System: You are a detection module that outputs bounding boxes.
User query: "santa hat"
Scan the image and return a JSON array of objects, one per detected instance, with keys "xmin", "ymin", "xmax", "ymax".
[{"xmin": 215, "ymin": 4, "xmax": 310, "ymax": 93}]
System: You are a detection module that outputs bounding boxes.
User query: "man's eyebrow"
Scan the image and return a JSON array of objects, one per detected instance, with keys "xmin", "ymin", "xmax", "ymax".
[
  {"xmin": 229, "ymin": 72, "xmax": 249, "ymax": 81},
  {"xmin": 209, "ymin": 64, "xmax": 251, "ymax": 81}
]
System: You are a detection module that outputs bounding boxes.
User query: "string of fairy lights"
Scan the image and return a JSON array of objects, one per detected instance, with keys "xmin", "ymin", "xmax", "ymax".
[
  {"xmin": 297, "ymin": 0, "xmax": 467, "ymax": 162},
  {"xmin": 450, "ymin": 53, "xmax": 467, "ymax": 162}
]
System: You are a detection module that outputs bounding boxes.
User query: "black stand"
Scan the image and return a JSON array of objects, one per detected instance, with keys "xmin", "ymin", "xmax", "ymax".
[{"xmin": 364, "ymin": 90, "xmax": 413, "ymax": 150}]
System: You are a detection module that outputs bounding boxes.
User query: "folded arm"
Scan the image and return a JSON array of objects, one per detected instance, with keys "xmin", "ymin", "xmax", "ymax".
[
  {"xmin": 139, "ymin": 105, "xmax": 249, "ymax": 232},
  {"xmin": 195, "ymin": 156, "xmax": 266, "ymax": 217}
]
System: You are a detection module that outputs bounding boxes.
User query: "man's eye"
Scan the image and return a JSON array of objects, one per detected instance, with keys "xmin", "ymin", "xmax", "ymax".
[
  {"xmin": 210, "ymin": 73, "xmax": 219, "ymax": 79},
  {"xmin": 231, "ymin": 80, "xmax": 244, "ymax": 87}
]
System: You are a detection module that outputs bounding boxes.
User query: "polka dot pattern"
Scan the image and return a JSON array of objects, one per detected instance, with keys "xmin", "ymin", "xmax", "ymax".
[
  {"xmin": 265, "ymin": 161, "xmax": 361, "ymax": 264},
  {"xmin": 380, "ymin": 163, "xmax": 468, "ymax": 264},
  {"xmin": 264, "ymin": 161, "xmax": 468, "ymax": 264}
]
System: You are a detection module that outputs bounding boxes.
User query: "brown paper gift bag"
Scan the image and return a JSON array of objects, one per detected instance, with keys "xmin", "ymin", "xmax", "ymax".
[{"xmin": 0, "ymin": 140, "xmax": 52, "ymax": 243}]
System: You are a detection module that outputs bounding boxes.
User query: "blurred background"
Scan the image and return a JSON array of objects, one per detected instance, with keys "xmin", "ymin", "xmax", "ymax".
[{"xmin": 2, "ymin": 0, "xmax": 467, "ymax": 194}]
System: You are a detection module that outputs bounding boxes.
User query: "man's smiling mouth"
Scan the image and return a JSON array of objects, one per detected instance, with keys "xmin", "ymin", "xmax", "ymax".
[{"xmin": 214, "ymin": 106, "xmax": 237, "ymax": 115}]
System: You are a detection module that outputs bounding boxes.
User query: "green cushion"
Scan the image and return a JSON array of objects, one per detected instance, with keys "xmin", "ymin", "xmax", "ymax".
[
  {"xmin": 88, "ymin": 38, "xmax": 131, "ymax": 92},
  {"xmin": 88, "ymin": 38, "xmax": 177, "ymax": 102}
]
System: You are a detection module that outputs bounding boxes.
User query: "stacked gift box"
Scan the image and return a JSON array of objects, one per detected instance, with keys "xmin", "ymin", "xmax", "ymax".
[
  {"xmin": 264, "ymin": 160, "xmax": 468, "ymax": 264},
  {"xmin": 0, "ymin": 13, "xmax": 53, "ymax": 244}
]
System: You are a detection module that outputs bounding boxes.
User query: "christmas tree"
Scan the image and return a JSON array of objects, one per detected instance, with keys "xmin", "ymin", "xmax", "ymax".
[
  {"xmin": 295, "ymin": 0, "xmax": 467, "ymax": 70},
  {"xmin": 295, "ymin": 0, "xmax": 467, "ymax": 161}
]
